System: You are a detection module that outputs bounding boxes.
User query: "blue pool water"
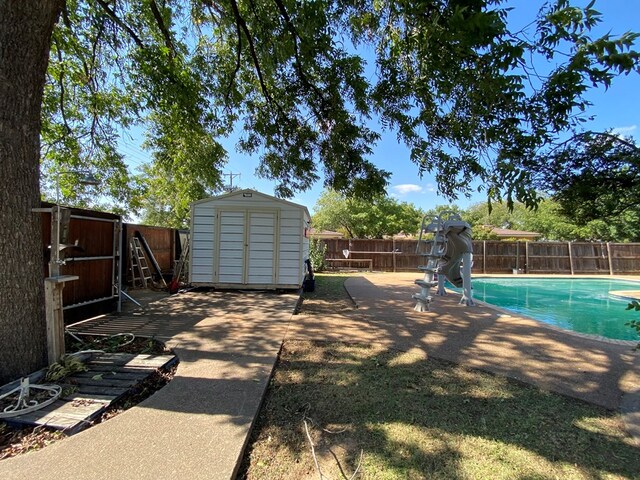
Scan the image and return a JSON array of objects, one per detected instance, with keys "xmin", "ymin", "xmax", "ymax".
[{"xmin": 456, "ymin": 277, "xmax": 640, "ymax": 341}]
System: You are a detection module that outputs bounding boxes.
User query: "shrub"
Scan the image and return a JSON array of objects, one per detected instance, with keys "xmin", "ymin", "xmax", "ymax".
[
  {"xmin": 309, "ymin": 238, "xmax": 328, "ymax": 272},
  {"xmin": 626, "ymin": 300, "xmax": 640, "ymax": 350}
]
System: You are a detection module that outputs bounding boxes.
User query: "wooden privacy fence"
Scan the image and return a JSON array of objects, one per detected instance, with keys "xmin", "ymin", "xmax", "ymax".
[
  {"xmin": 320, "ymin": 239, "xmax": 640, "ymax": 275},
  {"xmin": 40, "ymin": 204, "xmax": 181, "ymax": 323},
  {"xmin": 123, "ymin": 223, "xmax": 179, "ymax": 277}
]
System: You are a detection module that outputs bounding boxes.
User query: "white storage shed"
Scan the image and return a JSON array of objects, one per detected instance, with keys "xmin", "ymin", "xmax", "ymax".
[{"xmin": 189, "ymin": 189, "xmax": 311, "ymax": 289}]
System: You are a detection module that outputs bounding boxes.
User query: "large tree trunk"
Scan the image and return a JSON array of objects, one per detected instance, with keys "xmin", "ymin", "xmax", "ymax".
[{"xmin": 0, "ymin": 0, "xmax": 63, "ymax": 384}]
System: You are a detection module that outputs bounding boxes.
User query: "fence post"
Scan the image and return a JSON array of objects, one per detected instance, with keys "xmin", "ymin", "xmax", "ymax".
[
  {"xmin": 525, "ymin": 241, "xmax": 529, "ymax": 273},
  {"xmin": 482, "ymin": 241, "xmax": 486, "ymax": 274},
  {"xmin": 606, "ymin": 242, "xmax": 614, "ymax": 275},
  {"xmin": 392, "ymin": 237, "xmax": 397, "ymax": 273},
  {"xmin": 567, "ymin": 242, "xmax": 574, "ymax": 275}
]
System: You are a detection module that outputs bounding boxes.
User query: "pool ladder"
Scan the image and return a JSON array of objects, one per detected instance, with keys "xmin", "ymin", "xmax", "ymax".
[{"xmin": 413, "ymin": 215, "xmax": 448, "ymax": 312}]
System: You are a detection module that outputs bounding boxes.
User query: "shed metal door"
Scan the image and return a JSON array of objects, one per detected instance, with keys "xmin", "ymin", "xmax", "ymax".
[
  {"xmin": 216, "ymin": 209, "xmax": 277, "ymax": 285},
  {"xmin": 217, "ymin": 211, "xmax": 245, "ymax": 284},
  {"xmin": 247, "ymin": 211, "xmax": 276, "ymax": 284}
]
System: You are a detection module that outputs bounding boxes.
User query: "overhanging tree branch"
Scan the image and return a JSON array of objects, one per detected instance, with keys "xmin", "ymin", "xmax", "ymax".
[
  {"xmin": 228, "ymin": 0, "xmax": 272, "ymax": 104},
  {"xmin": 149, "ymin": 0, "xmax": 176, "ymax": 56},
  {"xmin": 53, "ymin": 37, "xmax": 71, "ymax": 134},
  {"xmin": 576, "ymin": 131, "xmax": 640, "ymax": 151},
  {"xmin": 272, "ymin": 0, "xmax": 327, "ymax": 116},
  {"xmin": 95, "ymin": 0, "xmax": 145, "ymax": 49},
  {"xmin": 224, "ymin": 20, "xmax": 242, "ymax": 106},
  {"xmin": 544, "ymin": 130, "xmax": 640, "ymax": 160}
]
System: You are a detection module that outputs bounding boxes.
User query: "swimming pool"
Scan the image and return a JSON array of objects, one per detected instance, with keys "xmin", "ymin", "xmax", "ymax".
[{"xmin": 459, "ymin": 277, "xmax": 640, "ymax": 341}]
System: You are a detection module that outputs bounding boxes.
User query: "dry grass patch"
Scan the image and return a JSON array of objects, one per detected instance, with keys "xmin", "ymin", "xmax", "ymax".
[
  {"xmin": 298, "ymin": 273, "xmax": 357, "ymax": 315},
  {"xmin": 240, "ymin": 340, "xmax": 639, "ymax": 480}
]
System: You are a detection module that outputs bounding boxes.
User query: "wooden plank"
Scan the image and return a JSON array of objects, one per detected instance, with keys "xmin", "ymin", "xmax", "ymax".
[
  {"xmin": 66, "ymin": 377, "xmax": 143, "ymax": 388},
  {"xmin": 19, "ymin": 399, "xmax": 108, "ymax": 421},
  {"xmin": 3, "ymin": 352, "xmax": 176, "ymax": 434},
  {"xmin": 85, "ymin": 360, "xmax": 165, "ymax": 370},
  {"xmin": 78, "ymin": 363, "xmax": 157, "ymax": 373},
  {"xmin": 88, "ymin": 353, "xmax": 174, "ymax": 368},
  {"xmin": 325, "ymin": 258, "xmax": 373, "ymax": 271},
  {"xmin": 483, "ymin": 241, "xmax": 487, "ymax": 274},
  {"xmin": 67, "ymin": 393, "xmax": 120, "ymax": 402},
  {"xmin": 568, "ymin": 242, "xmax": 574, "ymax": 275},
  {"xmin": 67, "ymin": 384, "xmax": 130, "ymax": 397},
  {"xmin": 74, "ymin": 371, "xmax": 149, "ymax": 381},
  {"xmin": 6, "ymin": 396, "xmax": 111, "ymax": 431},
  {"xmin": 45, "ymin": 279, "xmax": 66, "ymax": 365}
]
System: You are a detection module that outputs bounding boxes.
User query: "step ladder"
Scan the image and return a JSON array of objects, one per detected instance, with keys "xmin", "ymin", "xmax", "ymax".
[
  {"xmin": 130, "ymin": 237, "xmax": 153, "ymax": 288},
  {"xmin": 135, "ymin": 232, "xmax": 168, "ymax": 288},
  {"xmin": 171, "ymin": 236, "xmax": 190, "ymax": 286}
]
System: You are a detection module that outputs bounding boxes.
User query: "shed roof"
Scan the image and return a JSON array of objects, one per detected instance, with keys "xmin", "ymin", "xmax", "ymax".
[{"xmin": 192, "ymin": 189, "xmax": 311, "ymax": 218}]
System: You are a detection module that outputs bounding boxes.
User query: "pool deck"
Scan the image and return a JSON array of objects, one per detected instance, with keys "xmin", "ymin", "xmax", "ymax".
[{"xmin": 609, "ymin": 290, "xmax": 640, "ymax": 301}]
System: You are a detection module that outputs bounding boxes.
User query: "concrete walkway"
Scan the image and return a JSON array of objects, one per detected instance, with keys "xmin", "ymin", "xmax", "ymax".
[
  {"xmin": 1, "ymin": 274, "xmax": 639, "ymax": 479},
  {"xmin": 345, "ymin": 273, "xmax": 640, "ymax": 411},
  {"xmin": 0, "ymin": 289, "xmax": 299, "ymax": 480}
]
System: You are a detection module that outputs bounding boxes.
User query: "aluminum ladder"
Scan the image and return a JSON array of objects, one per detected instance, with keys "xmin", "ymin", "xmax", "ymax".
[{"xmin": 130, "ymin": 237, "xmax": 153, "ymax": 288}]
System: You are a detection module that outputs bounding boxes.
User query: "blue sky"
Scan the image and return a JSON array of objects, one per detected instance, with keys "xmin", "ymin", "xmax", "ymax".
[{"xmin": 121, "ymin": 0, "xmax": 640, "ymax": 215}]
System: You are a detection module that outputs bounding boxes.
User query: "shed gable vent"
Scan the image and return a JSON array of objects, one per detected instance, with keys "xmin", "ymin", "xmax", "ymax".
[{"xmin": 243, "ymin": 192, "xmax": 253, "ymax": 197}]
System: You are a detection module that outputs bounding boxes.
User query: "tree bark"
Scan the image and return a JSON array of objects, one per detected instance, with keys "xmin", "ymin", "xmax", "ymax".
[{"xmin": 0, "ymin": 0, "xmax": 63, "ymax": 384}]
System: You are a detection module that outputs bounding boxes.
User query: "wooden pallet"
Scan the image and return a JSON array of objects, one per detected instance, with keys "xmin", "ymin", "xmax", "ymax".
[{"xmin": 4, "ymin": 352, "xmax": 176, "ymax": 434}]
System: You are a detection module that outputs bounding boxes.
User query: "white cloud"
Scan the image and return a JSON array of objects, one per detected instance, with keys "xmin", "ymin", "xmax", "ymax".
[
  {"xmin": 425, "ymin": 183, "xmax": 436, "ymax": 193},
  {"xmin": 611, "ymin": 125, "xmax": 637, "ymax": 137},
  {"xmin": 392, "ymin": 184, "xmax": 423, "ymax": 195}
]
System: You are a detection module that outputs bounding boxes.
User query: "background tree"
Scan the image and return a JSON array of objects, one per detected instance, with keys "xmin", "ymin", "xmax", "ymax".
[
  {"xmin": 312, "ymin": 190, "xmax": 355, "ymax": 237},
  {"xmin": 463, "ymin": 201, "xmax": 523, "ymax": 230},
  {"xmin": 469, "ymin": 225, "xmax": 501, "ymax": 241},
  {"xmin": 2, "ymin": 0, "xmax": 639, "ymax": 383},
  {"xmin": 516, "ymin": 199, "xmax": 583, "ymax": 241},
  {"xmin": 421, "ymin": 204, "xmax": 466, "ymax": 221},
  {"xmin": 464, "ymin": 199, "xmax": 586, "ymax": 241},
  {"xmin": 312, "ymin": 190, "xmax": 424, "ymax": 238},
  {"xmin": 533, "ymin": 132, "xmax": 640, "ymax": 241}
]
